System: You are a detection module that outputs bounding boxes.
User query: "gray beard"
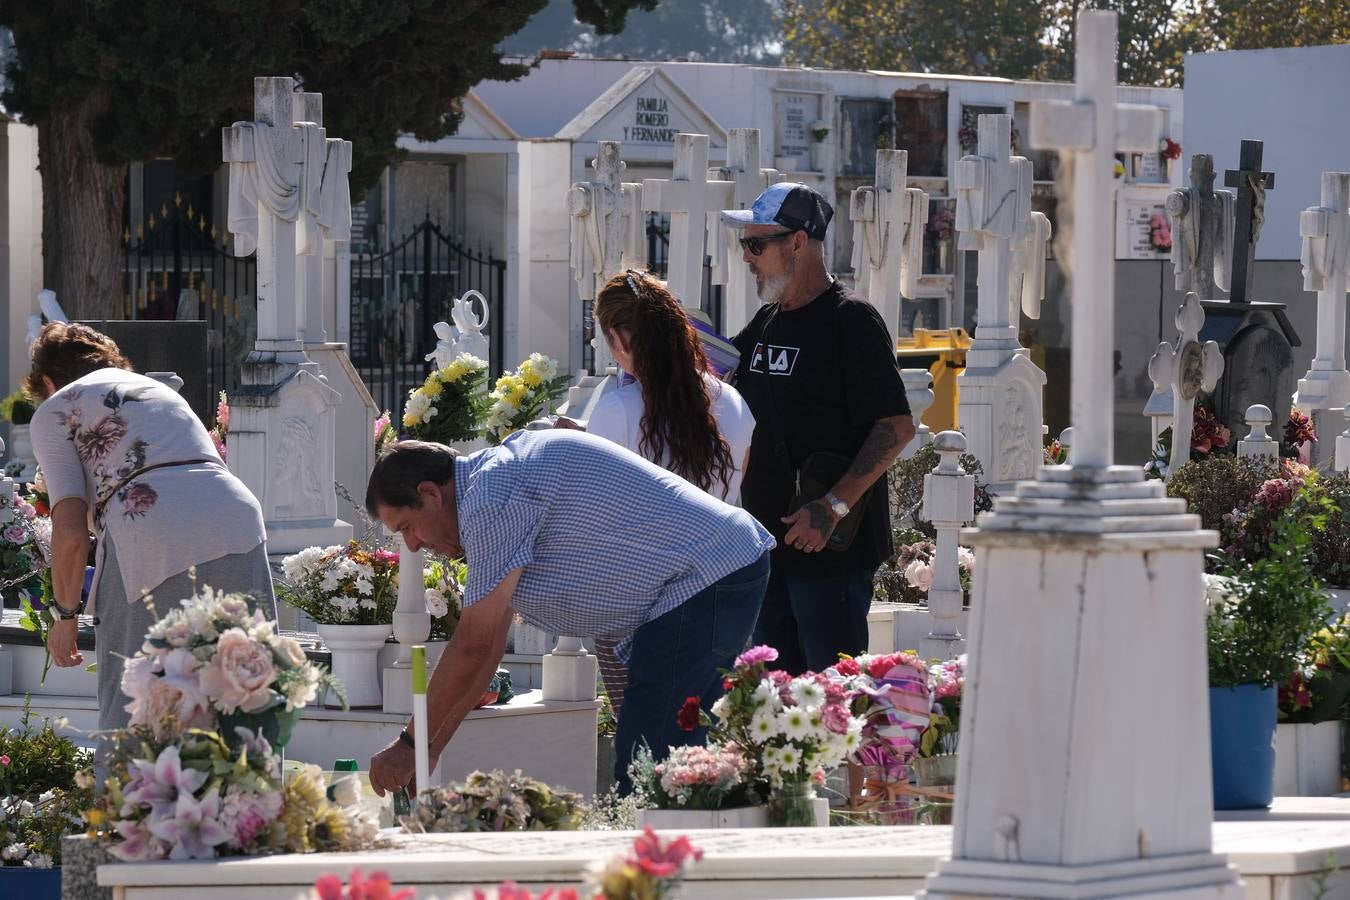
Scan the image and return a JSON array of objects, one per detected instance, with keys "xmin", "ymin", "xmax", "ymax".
[{"xmin": 757, "ymin": 271, "xmax": 791, "ymax": 305}]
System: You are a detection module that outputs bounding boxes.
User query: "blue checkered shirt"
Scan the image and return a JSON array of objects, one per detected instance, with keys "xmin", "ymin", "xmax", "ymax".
[{"xmin": 455, "ymin": 429, "xmax": 774, "ymax": 660}]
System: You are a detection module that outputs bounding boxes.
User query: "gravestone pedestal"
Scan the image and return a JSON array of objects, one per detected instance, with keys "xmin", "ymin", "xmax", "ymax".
[{"xmin": 1199, "ymin": 300, "xmax": 1299, "ymax": 441}]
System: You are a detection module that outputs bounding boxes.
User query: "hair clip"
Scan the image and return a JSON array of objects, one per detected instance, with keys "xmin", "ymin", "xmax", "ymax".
[{"xmin": 625, "ymin": 270, "xmax": 642, "ymax": 295}]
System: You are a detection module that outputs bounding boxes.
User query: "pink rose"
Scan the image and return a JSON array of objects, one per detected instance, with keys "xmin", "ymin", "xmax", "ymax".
[
  {"xmin": 199, "ymin": 628, "xmax": 276, "ymax": 714},
  {"xmin": 904, "ymin": 559, "xmax": 934, "ymax": 592},
  {"xmin": 0, "ymin": 755, "xmax": 10, "ymax": 767}
]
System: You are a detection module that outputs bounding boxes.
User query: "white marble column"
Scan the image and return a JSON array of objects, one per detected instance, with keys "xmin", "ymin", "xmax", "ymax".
[
  {"xmin": 1237, "ymin": 404, "xmax": 1279, "ymax": 461},
  {"xmin": 383, "ymin": 534, "xmax": 429, "ymax": 714},
  {"xmin": 920, "ymin": 13, "xmax": 1242, "ymax": 899},
  {"xmin": 542, "ymin": 636, "xmax": 598, "ymax": 703},
  {"xmin": 900, "ymin": 368, "xmax": 934, "ymax": 459},
  {"xmin": 920, "ymin": 431, "xmax": 974, "ymax": 659}
]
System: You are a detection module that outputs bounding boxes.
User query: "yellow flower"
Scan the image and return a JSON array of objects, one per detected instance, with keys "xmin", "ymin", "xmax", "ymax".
[
  {"xmin": 403, "ymin": 411, "xmax": 421, "ymax": 428},
  {"xmin": 422, "ymin": 378, "xmax": 443, "ymax": 398}
]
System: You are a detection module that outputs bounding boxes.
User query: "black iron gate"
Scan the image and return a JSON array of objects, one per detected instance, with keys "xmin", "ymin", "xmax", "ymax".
[
  {"xmin": 349, "ymin": 218, "xmax": 507, "ymax": 416},
  {"xmin": 121, "ymin": 195, "xmax": 258, "ymax": 416}
]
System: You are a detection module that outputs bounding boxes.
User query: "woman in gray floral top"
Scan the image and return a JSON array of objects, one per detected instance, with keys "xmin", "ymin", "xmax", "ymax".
[{"xmin": 26, "ymin": 323, "xmax": 275, "ymax": 740}]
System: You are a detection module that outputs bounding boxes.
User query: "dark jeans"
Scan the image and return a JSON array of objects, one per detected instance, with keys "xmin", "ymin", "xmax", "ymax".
[
  {"xmin": 614, "ymin": 552, "xmax": 770, "ymax": 793},
  {"xmin": 751, "ymin": 563, "xmax": 876, "ymax": 675}
]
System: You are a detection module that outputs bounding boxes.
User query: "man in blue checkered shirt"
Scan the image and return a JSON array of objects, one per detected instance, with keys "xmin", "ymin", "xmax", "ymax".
[{"xmin": 363, "ymin": 429, "xmax": 774, "ymax": 795}]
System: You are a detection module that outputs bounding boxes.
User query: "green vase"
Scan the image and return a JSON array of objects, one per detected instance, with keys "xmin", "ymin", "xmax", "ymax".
[{"xmin": 767, "ymin": 781, "xmax": 817, "ymax": 827}]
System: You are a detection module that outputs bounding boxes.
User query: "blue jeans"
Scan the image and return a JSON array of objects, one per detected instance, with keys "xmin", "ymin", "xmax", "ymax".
[
  {"xmin": 614, "ymin": 552, "xmax": 770, "ymax": 793},
  {"xmin": 752, "ymin": 564, "xmax": 876, "ymax": 675}
]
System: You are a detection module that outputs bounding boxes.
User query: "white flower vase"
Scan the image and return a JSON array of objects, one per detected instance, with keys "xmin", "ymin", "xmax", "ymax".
[
  {"xmin": 318, "ymin": 623, "xmax": 392, "ymax": 708},
  {"xmin": 8, "ymin": 424, "xmax": 35, "ymax": 481}
]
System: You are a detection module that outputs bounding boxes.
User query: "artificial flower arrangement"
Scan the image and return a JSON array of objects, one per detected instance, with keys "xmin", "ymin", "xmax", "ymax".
[
  {"xmin": 120, "ymin": 585, "xmax": 343, "ymax": 746},
  {"xmin": 703, "ymin": 645, "xmax": 865, "ymax": 792},
  {"xmin": 873, "ymin": 528, "xmax": 974, "ymax": 606},
  {"xmin": 304, "ymin": 827, "xmax": 702, "ymax": 900},
  {"xmin": 918, "ymin": 654, "xmax": 966, "ymax": 759},
  {"xmin": 400, "ymin": 769, "xmax": 587, "ymax": 833},
  {"xmin": 374, "ymin": 410, "xmax": 397, "ymax": 455},
  {"xmin": 1044, "ymin": 435, "xmax": 1068, "ymax": 465},
  {"xmin": 403, "ymin": 353, "xmax": 491, "ymax": 444},
  {"xmin": 85, "ymin": 587, "xmax": 377, "ymax": 861},
  {"xmin": 424, "ymin": 555, "xmax": 466, "ymax": 642},
  {"xmin": 1149, "ymin": 211, "xmax": 1172, "ymax": 253},
  {"xmin": 630, "ymin": 742, "xmax": 757, "ymax": 812},
  {"xmin": 827, "ymin": 652, "xmax": 932, "ymax": 778},
  {"xmin": 279, "ymin": 541, "xmax": 401, "ymax": 626},
  {"xmin": 1279, "ymin": 612, "xmax": 1350, "ymax": 724},
  {"xmin": 926, "ymin": 206, "xmax": 956, "ymax": 244},
  {"xmin": 0, "ymin": 704, "xmax": 93, "ymax": 869},
  {"xmin": 1144, "ymin": 403, "xmax": 1232, "ymax": 480},
  {"xmin": 484, "ymin": 353, "xmax": 570, "ymax": 445},
  {"xmin": 0, "ymin": 471, "xmax": 48, "ymax": 606},
  {"xmin": 209, "ymin": 391, "xmax": 229, "ymax": 461}
]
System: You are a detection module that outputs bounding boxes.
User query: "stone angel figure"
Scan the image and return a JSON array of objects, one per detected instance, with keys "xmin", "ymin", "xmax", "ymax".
[{"xmin": 426, "ymin": 290, "xmax": 491, "ymax": 370}]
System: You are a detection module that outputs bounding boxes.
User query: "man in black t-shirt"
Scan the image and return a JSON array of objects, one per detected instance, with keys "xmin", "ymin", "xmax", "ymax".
[{"xmin": 722, "ymin": 183, "xmax": 916, "ymax": 674}]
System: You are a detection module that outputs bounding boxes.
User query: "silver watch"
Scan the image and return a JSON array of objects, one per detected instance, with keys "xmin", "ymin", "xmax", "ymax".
[{"xmin": 824, "ymin": 491, "xmax": 850, "ymax": 518}]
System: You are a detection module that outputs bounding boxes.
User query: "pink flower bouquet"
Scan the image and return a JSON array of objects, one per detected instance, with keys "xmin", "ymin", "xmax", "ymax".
[{"xmin": 828, "ymin": 652, "xmax": 932, "ymax": 776}]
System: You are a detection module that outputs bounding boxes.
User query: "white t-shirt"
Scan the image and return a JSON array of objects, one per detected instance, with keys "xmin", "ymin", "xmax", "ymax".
[
  {"xmin": 586, "ymin": 372, "xmax": 756, "ymax": 503},
  {"xmin": 29, "ymin": 369, "xmax": 266, "ymax": 614}
]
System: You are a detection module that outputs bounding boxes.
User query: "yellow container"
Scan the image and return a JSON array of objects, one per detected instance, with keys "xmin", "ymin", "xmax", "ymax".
[{"xmin": 894, "ymin": 327, "xmax": 971, "ymax": 433}]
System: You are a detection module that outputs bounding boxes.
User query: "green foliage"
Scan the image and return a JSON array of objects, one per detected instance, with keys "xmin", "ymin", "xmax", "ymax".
[
  {"xmin": 886, "ymin": 443, "xmax": 994, "ymax": 539},
  {"xmin": 1206, "ymin": 496, "xmax": 1334, "ymax": 689},
  {"xmin": 1300, "ymin": 472, "xmax": 1350, "ymax": 590},
  {"xmin": 0, "ymin": 701, "xmax": 95, "ymax": 867},
  {"xmin": 0, "ymin": 391, "xmax": 35, "ymax": 425},
  {"xmin": 1165, "ymin": 454, "xmax": 1280, "ymax": 536}
]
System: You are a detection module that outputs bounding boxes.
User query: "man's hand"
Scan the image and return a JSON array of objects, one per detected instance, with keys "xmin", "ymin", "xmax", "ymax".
[
  {"xmin": 369, "ymin": 739, "xmax": 416, "ymax": 798},
  {"xmin": 553, "ymin": 415, "xmax": 585, "ymax": 431},
  {"xmin": 47, "ymin": 618, "xmax": 84, "ymax": 668},
  {"xmin": 781, "ymin": 498, "xmax": 839, "ymax": 554}
]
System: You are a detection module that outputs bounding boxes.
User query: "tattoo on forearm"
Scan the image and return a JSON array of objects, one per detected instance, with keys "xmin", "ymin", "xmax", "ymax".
[{"xmin": 849, "ymin": 420, "xmax": 901, "ymax": 478}]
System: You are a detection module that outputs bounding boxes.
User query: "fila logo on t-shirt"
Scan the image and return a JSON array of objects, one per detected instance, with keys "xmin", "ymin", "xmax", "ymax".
[{"xmin": 750, "ymin": 342, "xmax": 799, "ymax": 376}]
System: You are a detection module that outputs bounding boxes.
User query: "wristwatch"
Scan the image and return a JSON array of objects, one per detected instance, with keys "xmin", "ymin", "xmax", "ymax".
[{"xmin": 823, "ymin": 491, "xmax": 850, "ymax": 518}]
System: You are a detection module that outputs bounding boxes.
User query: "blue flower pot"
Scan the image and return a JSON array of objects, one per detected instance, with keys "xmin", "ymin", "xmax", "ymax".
[
  {"xmin": 0, "ymin": 865, "xmax": 62, "ymax": 900},
  {"xmin": 1209, "ymin": 683, "xmax": 1277, "ymax": 810}
]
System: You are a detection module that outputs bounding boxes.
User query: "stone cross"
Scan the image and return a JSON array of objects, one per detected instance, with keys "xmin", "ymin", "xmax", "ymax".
[
  {"xmin": 899, "ymin": 368, "xmax": 934, "ymax": 459},
  {"xmin": 642, "ymin": 133, "xmax": 734, "ymax": 310},
  {"xmin": 1147, "ymin": 292, "xmax": 1224, "ymax": 477},
  {"xmin": 291, "ymin": 90, "xmax": 353, "ymax": 348},
  {"xmin": 709, "ymin": 128, "xmax": 783, "ymax": 336},
  {"xmin": 850, "ymin": 149, "xmax": 929, "ymax": 340},
  {"xmin": 1293, "ymin": 172, "xmax": 1350, "ymax": 453},
  {"xmin": 1028, "ymin": 17, "xmax": 1163, "ymax": 469},
  {"xmin": 224, "ymin": 77, "xmax": 326, "ymax": 355},
  {"xmin": 1224, "ymin": 139, "xmax": 1276, "ymax": 306},
  {"xmin": 953, "ymin": 114, "xmax": 1051, "ymax": 488},
  {"xmin": 1165, "ymin": 154, "xmax": 1234, "ymax": 300},
  {"xmin": 1237, "ymin": 404, "xmax": 1279, "ymax": 460},
  {"xmin": 567, "ymin": 141, "xmax": 637, "ymax": 373},
  {"xmin": 920, "ymin": 430, "xmax": 975, "ymax": 659}
]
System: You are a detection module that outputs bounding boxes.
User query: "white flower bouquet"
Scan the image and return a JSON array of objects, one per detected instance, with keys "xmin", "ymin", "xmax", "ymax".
[
  {"xmin": 483, "ymin": 353, "xmax": 570, "ymax": 445},
  {"xmin": 279, "ymin": 541, "xmax": 401, "ymax": 626}
]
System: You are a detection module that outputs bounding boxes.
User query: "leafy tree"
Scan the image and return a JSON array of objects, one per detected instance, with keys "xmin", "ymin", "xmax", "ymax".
[
  {"xmin": 1207, "ymin": 0, "xmax": 1350, "ymax": 51},
  {"xmin": 0, "ymin": 0, "xmax": 653, "ymax": 320},
  {"xmin": 1042, "ymin": 0, "xmax": 1213, "ymax": 87},
  {"xmin": 503, "ymin": 0, "xmax": 781, "ymax": 64}
]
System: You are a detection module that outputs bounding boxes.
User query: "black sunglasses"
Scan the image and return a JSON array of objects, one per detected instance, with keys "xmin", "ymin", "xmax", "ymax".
[{"xmin": 738, "ymin": 230, "xmax": 796, "ymax": 256}]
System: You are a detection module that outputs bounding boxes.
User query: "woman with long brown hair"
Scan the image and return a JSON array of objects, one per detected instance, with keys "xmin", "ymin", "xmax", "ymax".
[{"xmin": 583, "ymin": 270, "xmax": 756, "ymax": 724}]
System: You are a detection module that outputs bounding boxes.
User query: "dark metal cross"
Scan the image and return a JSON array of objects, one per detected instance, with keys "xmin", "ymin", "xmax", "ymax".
[{"xmin": 1224, "ymin": 139, "xmax": 1276, "ymax": 305}]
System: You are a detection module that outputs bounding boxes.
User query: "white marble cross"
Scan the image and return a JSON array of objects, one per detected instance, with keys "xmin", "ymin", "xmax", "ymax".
[
  {"xmin": 710, "ymin": 128, "xmax": 783, "ymax": 335},
  {"xmin": 1148, "ymin": 292, "xmax": 1224, "ymax": 477},
  {"xmin": 955, "ymin": 115, "xmax": 1052, "ymax": 351},
  {"xmin": 291, "ymin": 90, "xmax": 353, "ymax": 347},
  {"xmin": 567, "ymin": 141, "xmax": 635, "ymax": 373},
  {"xmin": 850, "ymin": 149, "xmax": 929, "ymax": 340},
  {"xmin": 224, "ymin": 77, "xmax": 327, "ymax": 355},
  {"xmin": 1030, "ymin": 12, "xmax": 1163, "ymax": 469},
  {"xmin": 1294, "ymin": 172, "xmax": 1350, "ymax": 419},
  {"xmin": 642, "ymin": 133, "xmax": 734, "ymax": 310}
]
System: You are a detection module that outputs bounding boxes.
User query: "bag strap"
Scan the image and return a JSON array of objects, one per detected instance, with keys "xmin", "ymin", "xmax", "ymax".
[{"xmin": 94, "ymin": 458, "xmax": 217, "ymax": 518}]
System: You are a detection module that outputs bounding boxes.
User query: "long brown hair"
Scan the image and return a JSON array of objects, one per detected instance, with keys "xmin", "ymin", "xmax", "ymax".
[
  {"xmin": 24, "ymin": 322, "xmax": 133, "ymax": 401},
  {"xmin": 595, "ymin": 271, "xmax": 734, "ymax": 497}
]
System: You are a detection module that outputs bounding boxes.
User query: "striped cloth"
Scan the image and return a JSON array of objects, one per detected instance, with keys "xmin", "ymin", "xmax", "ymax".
[{"xmin": 455, "ymin": 429, "xmax": 774, "ymax": 661}]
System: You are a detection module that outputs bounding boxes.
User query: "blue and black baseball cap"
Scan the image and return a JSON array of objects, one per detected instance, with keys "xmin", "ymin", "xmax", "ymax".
[{"xmin": 720, "ymin": 182, "xmax": 834, "ymax": 241}]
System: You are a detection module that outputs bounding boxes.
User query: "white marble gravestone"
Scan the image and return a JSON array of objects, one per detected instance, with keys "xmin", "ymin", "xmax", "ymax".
[
  {"xmin": 849, "ymin": 148, "xmax": 929, "ymax": 342},
  {"xmin": 1293, "ymin": 172, "xmax": 1350, "ymax": 468},
  {"xmin": 952, "ymin": 114, "xmax": 1051, "ymax": 491},
  {"xmin": 1148, "ymin": 292, "xmax": 1225, "ymax": 478},
  {"xmin": 222, "ymin": 77, "xmax": 351, "ymax": 554},
  {"xmin": 920, "ymin": 13, "xmax": 1243, "ymax": 899},
  {"xmin": 708, "ymin": 128, "xmax": 783, "ymax": 336},
  {"xmin": 642, "ymin": 133, "xmax": 734, "ymax": 310}
]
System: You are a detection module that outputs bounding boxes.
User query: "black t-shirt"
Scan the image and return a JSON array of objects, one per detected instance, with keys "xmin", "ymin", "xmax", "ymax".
[{"xmin": 731, "ymin": 280, "xmax": 911, "ymax": 576}]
